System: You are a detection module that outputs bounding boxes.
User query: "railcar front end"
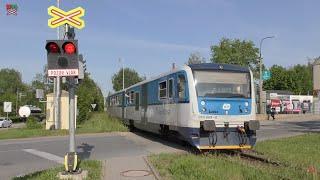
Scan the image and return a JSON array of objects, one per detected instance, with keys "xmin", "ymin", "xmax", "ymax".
[{"xmin": 181, "ymin": 64, "xmax": 260, "ymax": 150}]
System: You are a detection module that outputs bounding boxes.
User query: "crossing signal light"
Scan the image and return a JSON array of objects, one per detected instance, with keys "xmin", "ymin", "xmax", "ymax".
[
  {"xmin": 46, "ymin": 42, "xmax": 60, "ymax": 53},
  {"xmin": 46, "ymin": 40, "xmax": 79, "ymax": 77},
  {"xmin": 63, "ymin": 42, "xmax": 76, "ymax": 54}
]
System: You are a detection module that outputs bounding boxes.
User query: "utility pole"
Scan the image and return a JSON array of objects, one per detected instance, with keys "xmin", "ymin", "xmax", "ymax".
[
  {"xmin": 259, "ymin": 36, "xmax": 274, "ymax": 114},
  {"xmin": 119, "ymin": 58, "xmax": 124, "ymax": 90},
  {"xmin": 54, "ymin": 0, "xmax": 61, "ymax": 129}
]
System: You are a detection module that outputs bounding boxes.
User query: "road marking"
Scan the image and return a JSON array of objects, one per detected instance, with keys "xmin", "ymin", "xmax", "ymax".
[{"xmin": 23, "ymin": 149, "xmax": 64, "ymax": 164}]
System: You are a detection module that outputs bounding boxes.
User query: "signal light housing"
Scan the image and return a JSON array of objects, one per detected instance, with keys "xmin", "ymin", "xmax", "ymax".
[{"xmin": 45, "ymin": 40, "xmax": 79, "ymax": 77}]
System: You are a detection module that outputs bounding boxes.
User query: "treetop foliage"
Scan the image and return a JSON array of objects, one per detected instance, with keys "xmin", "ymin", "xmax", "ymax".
[
  {"xmin": 187, "ymin": 52, "xmax": 206, "ymax": 65},
  {"xmin": 210, "ymin": 38, "xmax": 260, "ymax": 77},
  {"xmin": 112, "ymin": 68, "xmax": 144, "ymax": 91}
]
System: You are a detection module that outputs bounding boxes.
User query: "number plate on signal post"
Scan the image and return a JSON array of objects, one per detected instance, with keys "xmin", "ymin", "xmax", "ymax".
[{"xmin": 48, "ymin": 69, "xmax": 79, "ymax": 77}]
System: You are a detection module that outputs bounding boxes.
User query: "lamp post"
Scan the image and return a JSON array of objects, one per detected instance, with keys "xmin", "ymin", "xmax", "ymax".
[
  {"xmin": 259, "ymin": 36, "xmax": 275, "ymax": 114},
  {"xmin": 119, "ymin": 58, "xmax": 124, "ymax": 90}
]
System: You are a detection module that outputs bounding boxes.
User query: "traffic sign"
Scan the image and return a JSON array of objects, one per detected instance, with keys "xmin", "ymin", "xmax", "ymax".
[
  {"xmin": 48, "ymin": 69, "xmax": 79, "ymax": 77},
  {"xmin": 91, "ymin": 104, "xmax": 97, "ymax": 110},
  {"xmin": 19, "ymin": 106, "xmax": 31, "ymax": 117},
  {"xmin": 3, "ymin": 102, "xmax": 12, "ymax": 113},
  {"xmin": 263, "ymin": 70, "xmax": 271, "ymax": 80},
  {"xmin": 36, "ymin": 89, "xmax": 44, "ymax": 99},
  {"xmin": 48, "ymin": 6, "xmax": 85, "ymax": 29}
]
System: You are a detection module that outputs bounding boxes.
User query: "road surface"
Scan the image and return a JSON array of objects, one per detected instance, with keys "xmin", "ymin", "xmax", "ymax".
[{"xmin": 0, "ymin": 119, "xmax": 319, "ymax": 179}]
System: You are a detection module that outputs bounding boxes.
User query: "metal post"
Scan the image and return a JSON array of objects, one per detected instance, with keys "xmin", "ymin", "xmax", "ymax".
[
  {"xmin": 122, "ymin": 63, "xmax": 124, "ymax": 90},
  {"xmin": 259, "ymin": 56, "xmax": 263, "ymax": 114},
  {"xmin": 55, "ymin": 77, "xmax": 61, "ymax": 129},
  {"xmin": 68, "ymin": 77, "xmax": 76, "ymax": 152},
  {"xmin": 57, "ymin": 0, "xmax": 60, "ymax": 39},
  {"xmin": 258, "ymin": 36, "xmax": 274, "ymax": 114},
  {"xmin": 119, "ymin": 58, "xmax": 124, "ymax": 90},
  {"xmin": 318, "ymin": 90, "xmax": 320, "ymax": 114},
  {"xmin": 54, "ymin": 0, "xmax": 61, "ymax": 130},
  {"xmin": 16, "ymin": 89, "xmax": 18, "ymax": 115}
]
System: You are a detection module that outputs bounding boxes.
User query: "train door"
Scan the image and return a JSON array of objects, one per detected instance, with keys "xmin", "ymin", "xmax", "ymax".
[
  {"xmin": 141, "ymin": 84, "xmax": 148, "ymax": 125},
  {"xmin": 177, "ymin": 73, "xmax": 187, "ymax": 102},
  {"xmin": 176, "ymin": 72, "xmax": 188, "ymax": 126}
]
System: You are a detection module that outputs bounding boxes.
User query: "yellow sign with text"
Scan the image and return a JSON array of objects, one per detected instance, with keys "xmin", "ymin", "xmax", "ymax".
[{"xmin": 48, "ymin": 6, "xmax": 85, "ymax": 29}]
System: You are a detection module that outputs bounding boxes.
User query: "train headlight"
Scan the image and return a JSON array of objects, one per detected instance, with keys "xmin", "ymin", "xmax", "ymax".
[
  {"xmin": 244, "ymin": 102, "xmax": 249, "ymax": 107},
  {"xmin": 244, "ymin": 108, "xmax": 248, "ymax": 113},
  {"xmin": 200, "ymin": 100, "xmax": 206, "ymax": 106}
]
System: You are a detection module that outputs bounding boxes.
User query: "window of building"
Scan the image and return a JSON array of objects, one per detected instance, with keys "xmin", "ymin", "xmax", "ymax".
[{"xmin": 159, "ymin": 81, "xmax": 167, "ymax": 99}]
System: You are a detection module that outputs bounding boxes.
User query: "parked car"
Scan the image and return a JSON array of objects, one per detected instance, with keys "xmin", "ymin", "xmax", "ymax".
[
  {"xmin": 0, "ymin": 117, "xmax": 12, "ymax": 128},
  {"xmin": 23, "ymin": 105, "xmax": 42, "ymax": 114}
]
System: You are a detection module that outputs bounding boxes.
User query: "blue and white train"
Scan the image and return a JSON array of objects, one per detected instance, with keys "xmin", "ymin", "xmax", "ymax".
[{"xmin": 107, "ymin": 63, "xmax": 260, "ymax": 150}]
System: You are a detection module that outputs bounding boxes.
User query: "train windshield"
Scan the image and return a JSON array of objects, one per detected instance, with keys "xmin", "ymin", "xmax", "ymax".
[{"xmin": 193, "ymin": 71, "xmax": 251, "ymax": 98}]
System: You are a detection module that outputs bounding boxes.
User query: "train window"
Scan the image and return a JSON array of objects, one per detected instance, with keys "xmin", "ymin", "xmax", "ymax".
[
  {"xmin": 135, "ymin": 92, "xmax": 140, "ymax": 110},
  {"xmin": 126, "ymin": 93, "xmax": 130, "ymax": 104},
  {"xmin": 178, "ymin": 75, "xmax": 186, "ymax": 99},
  {"xmin": 115, "ymin": 96, "xmax": 119, "ymax": 105},
  {"xmin": 130, "ymin": 91, "xmax": 135, "ymax": 104},
  {"xmin": 168, "ymin": 78, "xmax": 174, "ymax": 98},
  {"xmin": 159, "ymin": 81, "xmax": 167, "ymax": 99}
]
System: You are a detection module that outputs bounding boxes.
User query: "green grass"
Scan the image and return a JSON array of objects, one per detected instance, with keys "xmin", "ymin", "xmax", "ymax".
[
  {"xmin": 254, "ymin": 133, "xmax": 320, "ymax": 172},
  {"xmin": 77, "ymin": 112, "xmax": 128, "ymax": 133},
  {"xmin": 0, "ymin": 112, "xmax": 128, "ymax": 140},
  {"xmin": 150, "ymin": 134, "xmax": 320, "ymax": 180},
  {"xmin": 150, "ymin": 153, "xmax": 276, "ymax": 180},
  {"xmin": 13, "ymin": 160, "xmax": 101, "ymax": 180}
]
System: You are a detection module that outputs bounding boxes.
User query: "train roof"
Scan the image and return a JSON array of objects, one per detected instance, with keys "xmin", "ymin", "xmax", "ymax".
[{"xmin": 188, "ymin": 63, "xmax": 250, "ymax": 73}]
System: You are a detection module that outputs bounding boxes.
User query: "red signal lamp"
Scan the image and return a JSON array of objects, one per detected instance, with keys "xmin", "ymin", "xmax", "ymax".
[
  {"xmin": 46, "ymin": 42, "xmax": 60, "ymax": 53},
  {"xmin": 64, "ymin": 42, "xmax": 76, "ymax": 54}
]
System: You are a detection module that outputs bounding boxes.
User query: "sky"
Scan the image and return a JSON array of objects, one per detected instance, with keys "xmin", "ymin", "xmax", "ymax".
[{"xmin": 0, "ymin": 0, "xmax": 320, "ymax": 95}]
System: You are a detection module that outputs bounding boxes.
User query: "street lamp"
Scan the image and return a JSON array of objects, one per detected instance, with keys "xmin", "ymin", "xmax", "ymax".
[
  {"xmin": 119, "ymin": 58, "xmax": 124, "ymax": 90},
  {"xmin": 259, "ymin": 36, "xmax": 275, "ymax": 114}
]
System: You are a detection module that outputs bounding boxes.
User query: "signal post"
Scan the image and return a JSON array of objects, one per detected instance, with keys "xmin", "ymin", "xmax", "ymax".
[{"xmin": 46, "ymin": 5, "xmax": 86, "ymax": 177}]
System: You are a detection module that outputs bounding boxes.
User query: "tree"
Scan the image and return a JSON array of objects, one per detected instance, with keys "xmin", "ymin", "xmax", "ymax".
[
  {"xmin": 263, "ymin": 65, "xmax": 289, "ymax": 91},
  {"xmin": 0, "ymin": 68, "xmax": 27, "ymax": 115},
  {"xmin": 187, "ymin": 52, "xmax": 206, "ymax": 65},
  {"xmin": 263, "ymin": 64, "xmax": 313, "ymax": 95},
  {"xmin": 112, "ymin": 68, "xmax": 143, "ymax": 91},
  {"xmin": 287, "ymin": 64, "xmax": 312, "ymax": 95},
  {"xmin": 77, "ymin": 73, "xmax": 104, "ymax": 122},
  {"xmin": 210, "ymin": 38, "xmax": 260, "ymax": 77}
]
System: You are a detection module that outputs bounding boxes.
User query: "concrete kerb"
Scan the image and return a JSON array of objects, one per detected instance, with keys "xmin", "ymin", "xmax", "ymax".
[
  {"xmin": 101, "ymin": 160, "xmax": 107, "ymax": 180},
  {"xmin": 143, "ymin": 156, "xmax": 161, "ymax": 180}
]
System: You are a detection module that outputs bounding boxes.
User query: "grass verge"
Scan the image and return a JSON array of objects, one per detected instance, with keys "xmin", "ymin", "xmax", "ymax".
[
  {"xmin": 254, "ymin": 133, "xmax": 320, "ymax": 173},
  {"xmin": 13, "ymin": 160, "xmax": 101, "ymax": 180},
  {"xmin": 0, "ymin": 112, "xmax": 128, "ymax": 140},
  {"xmin": 149, "ymin": 133, "xmax": 320, "ymax": 180}
]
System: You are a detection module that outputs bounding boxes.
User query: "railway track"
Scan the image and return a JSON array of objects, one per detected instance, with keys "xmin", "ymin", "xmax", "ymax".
[{"xmin": 236, "ymin": 149, "xmax": 281, "ymax": 166}]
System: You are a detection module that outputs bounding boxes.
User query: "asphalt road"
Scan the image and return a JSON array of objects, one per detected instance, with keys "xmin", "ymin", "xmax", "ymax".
[{"xmin": 0, "ymin": 119, "xmax": 319, "ymax": 180}]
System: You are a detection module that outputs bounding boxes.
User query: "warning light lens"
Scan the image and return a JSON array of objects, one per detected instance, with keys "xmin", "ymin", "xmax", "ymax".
[
  {"xmin": 64, "ymin": 43, "xmax": 76, "ymax": 54},
  {"xmin": 47, "ymin": 43, "xmax": 60, "ymax": 53}
]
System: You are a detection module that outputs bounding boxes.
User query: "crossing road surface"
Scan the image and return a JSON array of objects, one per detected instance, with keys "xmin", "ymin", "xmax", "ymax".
[{"xmin": 0, "ymin": 119, "xmax": 319, "ymax": 179}]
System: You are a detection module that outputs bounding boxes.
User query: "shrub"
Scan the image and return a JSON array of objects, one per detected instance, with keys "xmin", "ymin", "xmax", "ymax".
[{"xmin": 26, "ymin": 116, "xmax": 42, "ymax": 129}]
